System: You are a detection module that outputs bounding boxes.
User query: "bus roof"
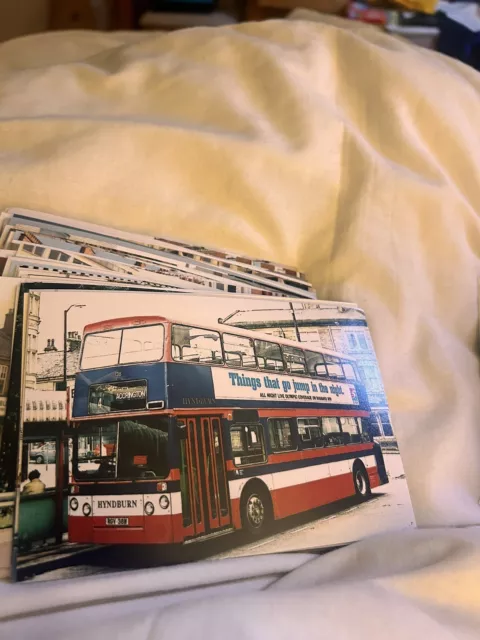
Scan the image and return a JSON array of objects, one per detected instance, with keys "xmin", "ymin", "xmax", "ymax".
[
  {"xmin": 83, "ymin": 316, "xmax": 167, "ymax": 334},
  {"xmin": 83, "ymin": 315, "xmax": 357, "ymax": 362}
]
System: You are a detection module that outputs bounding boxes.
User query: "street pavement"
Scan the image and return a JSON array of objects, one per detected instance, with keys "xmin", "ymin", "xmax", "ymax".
[{"xmin": 213, "ymin": 469, "xmax": 413, "ymax": 559}]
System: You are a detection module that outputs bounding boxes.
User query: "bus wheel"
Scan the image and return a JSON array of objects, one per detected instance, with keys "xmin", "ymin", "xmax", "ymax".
[
  {"xmin": 353, "ymin": 463, "xmax": 371, "ymax": 500},
  {"xmin": 36, "ymin": 455, "xmax": 44, "ymax": 464},
  {"xmin": 241, "ymin": 485, "xmax": 272, "ymax": 537}
]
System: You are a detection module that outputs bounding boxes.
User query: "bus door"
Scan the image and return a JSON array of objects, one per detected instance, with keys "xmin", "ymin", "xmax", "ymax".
[{"xmin": 182, "ymin": 416, "xmax": 231, "ymax": 535}]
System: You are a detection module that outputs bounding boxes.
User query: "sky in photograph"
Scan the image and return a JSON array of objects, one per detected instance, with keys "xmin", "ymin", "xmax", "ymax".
[{"xmin": 33, "ymin": 290, "xmax": 303, "ymax": 351}]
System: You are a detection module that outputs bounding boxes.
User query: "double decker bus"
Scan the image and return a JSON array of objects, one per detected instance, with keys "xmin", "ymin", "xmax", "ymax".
[{"xmin": 68, "ymin": 316, "xmax": 388, "ymax": 545}]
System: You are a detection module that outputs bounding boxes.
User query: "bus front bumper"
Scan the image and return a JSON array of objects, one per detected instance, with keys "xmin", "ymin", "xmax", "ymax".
[{"xmin": 68, "ymin": 494, "xmax": 183, "ymax": 544}]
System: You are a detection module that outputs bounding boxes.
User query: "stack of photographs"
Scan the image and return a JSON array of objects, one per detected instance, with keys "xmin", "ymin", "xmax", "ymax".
[
  {"xmin": 0, "ymin": 208, "xmax": 415, "ymax": 585},
  {"xmin": 0, "ymin": 208, "xmax": 316, "ymax": 297}
]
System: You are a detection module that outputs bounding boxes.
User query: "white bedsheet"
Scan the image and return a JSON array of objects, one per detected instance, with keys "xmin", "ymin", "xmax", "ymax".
[
  {"xmin": 2, "ymin": 528, "xmax": 480, "ymax": 637},
  {"xmin": 0, "ymin": 13, "xmax": 480, "ymax": 637}
]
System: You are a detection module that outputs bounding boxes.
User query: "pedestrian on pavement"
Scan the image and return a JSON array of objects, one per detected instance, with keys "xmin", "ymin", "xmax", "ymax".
[{"xmin": 22, "ymin": 469, "xmax": 46, "ymax": 495}]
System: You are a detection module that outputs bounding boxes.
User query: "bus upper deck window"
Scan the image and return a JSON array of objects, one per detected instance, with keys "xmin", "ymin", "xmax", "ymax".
[
  {"xmin": 223, "ymin": 334, "xmax": 256, "ymax": 368},
  {"xmin": 283, "ymin": 346, "xmax": 307, "ymax": 375},
  {"xmin": 325, "ymin": 356, "xmax": 345, "ymax": 379},
  {"xmin": 342, "ymin": 362, "xmax": 357, "ymax": 380},
  {"xmin": 119, "ymin": 324, "xmax": 164, "ymax": 364},
  {"xmin": 305, "ymin": 350, "xmax": 327, "ymax": 377},
  {"xmin": 81, "ymin": 329, "xmax": 122, "ymax": 370},
  {"xmin": 172, "ymin": 325, "xmax": 223, "ymax": 365},
  {"xmin": 254, "ymin": 339, "xmax": 284, "ymax": 372}
]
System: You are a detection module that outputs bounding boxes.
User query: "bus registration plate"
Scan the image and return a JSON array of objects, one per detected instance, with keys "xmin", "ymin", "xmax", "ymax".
[{"xmin": 106, "ymin": 517, "xmax": 128, "ymax": 526}]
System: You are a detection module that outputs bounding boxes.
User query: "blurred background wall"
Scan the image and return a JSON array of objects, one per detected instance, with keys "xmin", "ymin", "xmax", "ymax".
[{"xmin": 0, "ymin": 0, "xmax": 50, "ymax": 42}]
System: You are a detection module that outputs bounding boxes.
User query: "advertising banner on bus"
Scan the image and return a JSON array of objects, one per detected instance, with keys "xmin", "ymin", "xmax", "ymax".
[{"xmin": 211, "ymin": 369, "xmax": 359, "ymax": 405}]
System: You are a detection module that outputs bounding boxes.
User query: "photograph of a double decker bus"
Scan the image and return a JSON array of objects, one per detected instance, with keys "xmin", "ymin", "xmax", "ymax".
[{"xmin": 14, "ymin": 290, "xmax": 414, "ymax": 582}]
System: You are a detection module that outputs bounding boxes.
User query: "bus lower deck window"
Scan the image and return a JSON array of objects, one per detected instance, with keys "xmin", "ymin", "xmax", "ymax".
[
  {"xmin": 268, "ymin": 419, "xmax": 295, "ymax": 452},
  {"xmin": 322, "ymin": 417, "xmax": 340, "ymax": 434},
  {"xmin": 340, "ymin": 417, "xmax": 360, "ymax": 436},
  {"xmin": 297, "ymin": 417, "xmax": 323, "ymax": 447},
  {"xmin": 230, "ymin": 424, "xmax": 266, "ymax": 465}
]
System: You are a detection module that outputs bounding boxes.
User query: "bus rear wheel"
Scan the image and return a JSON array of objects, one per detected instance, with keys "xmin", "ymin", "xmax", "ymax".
[
  {"xmin": 353, "ymin": 464, "xmax": 371, "ymax": 500},
  {"xmin": 241, "ymin": 486, "xmax": 272, "ymax": 537}
]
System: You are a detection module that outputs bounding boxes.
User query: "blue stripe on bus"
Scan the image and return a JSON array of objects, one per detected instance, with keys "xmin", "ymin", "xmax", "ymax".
[
  {"xmin": 72, "ymin": 361, "xmax": 372, "ymax": 418},
  {"xmin": 226, "ymin": 448, "xmax": 374, "ymax": 480}
]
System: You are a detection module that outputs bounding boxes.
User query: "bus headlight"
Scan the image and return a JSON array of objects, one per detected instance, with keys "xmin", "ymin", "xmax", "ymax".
[
  {"xmin": 82, "ymin": 502, "xmax": 92, "ymax": 516},
  {"xmin": 159, "ymin": 495, "xmax": 170, "ymax": 510},
  {"xmin": 70, "ymin": 497, "xmax": 79, "ymax": 511},
  {"xmin": 144, "ymin": 501, "xmax": 155, "ymax": 516}
]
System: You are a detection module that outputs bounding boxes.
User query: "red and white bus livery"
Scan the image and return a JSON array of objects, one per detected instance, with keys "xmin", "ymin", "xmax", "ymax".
[{"xmin": 68, "ymin": 316, "xmax": 388, "ymax": 544}]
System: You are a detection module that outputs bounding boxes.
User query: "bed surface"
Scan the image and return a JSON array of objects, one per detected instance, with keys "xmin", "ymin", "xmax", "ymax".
[{"xmin": 0, "ymin": 13, "xmax": 480, "ymax": 636}]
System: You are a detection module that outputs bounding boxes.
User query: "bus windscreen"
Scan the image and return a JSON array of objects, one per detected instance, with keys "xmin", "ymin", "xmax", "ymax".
[
  {"xmin": 81, "ymin": 324, "xmax": 165, "ymax": 370},
  {"xmin": 74, "ymin": 417, "xmax": 169, "ymax": 480}
]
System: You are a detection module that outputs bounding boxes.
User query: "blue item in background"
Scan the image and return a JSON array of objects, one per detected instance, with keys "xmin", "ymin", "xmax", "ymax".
[{"xmin": 436, "ymin": 1, "xmax": 480, "ymax": 70}]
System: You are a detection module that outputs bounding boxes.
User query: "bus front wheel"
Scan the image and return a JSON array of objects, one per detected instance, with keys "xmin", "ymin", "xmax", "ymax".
[
  {"xmin": 353, "ymin": 463, "xmax": 371, "ymax": 500},
  {"xmin": 241, "ymin": 485, "xmax": 272, "ymax": 537}
]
